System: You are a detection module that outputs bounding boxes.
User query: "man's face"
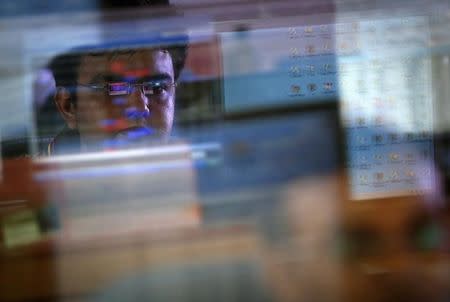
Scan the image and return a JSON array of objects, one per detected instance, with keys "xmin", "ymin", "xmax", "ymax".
[{"xmin": 75, "ymin": 49, "xmax": 175, "ymax": 148}]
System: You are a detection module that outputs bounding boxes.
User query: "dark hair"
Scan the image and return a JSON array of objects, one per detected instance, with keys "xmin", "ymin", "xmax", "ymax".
[{"xmin": 48, "ymin": 44, "xmax": 188, "ymax": 104}]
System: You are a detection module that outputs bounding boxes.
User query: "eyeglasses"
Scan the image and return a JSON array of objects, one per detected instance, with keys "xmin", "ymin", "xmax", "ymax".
[{"xmin": 78, "ymin": 80, "xmax": 177, "ymax": 97}]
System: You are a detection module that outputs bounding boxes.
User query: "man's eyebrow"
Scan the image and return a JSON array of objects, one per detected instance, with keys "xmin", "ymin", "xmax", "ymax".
[
  {"xmin": 89, "ymin": 73, "xmax": 173, "ymax": 84},
  {"xmin": 87, "ymin": 73, "xmax": 124, "ymax": 83},
  {"xmin": 141, "ymin": 73, "xmax": 173, "ymax": 82},
  {"xmin": 124, "ymin": 73, "xmax": 174, "ymax": 83}
]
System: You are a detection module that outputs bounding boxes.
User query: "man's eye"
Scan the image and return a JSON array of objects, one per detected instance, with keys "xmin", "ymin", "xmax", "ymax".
[
  {"xmin": 108, "ymin": 82, "xmax": 129, "ymax": 95},
  {"xmin": 142, "ymin": 82, "xmax": 167, "ymax": 96}
]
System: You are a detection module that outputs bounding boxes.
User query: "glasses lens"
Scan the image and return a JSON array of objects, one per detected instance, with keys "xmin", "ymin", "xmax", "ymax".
[
  {"xmin": 142, "ymin": 82, "xmax": 155, "ymax": 95},
  {"xmin": 143, "ymin": 80, "xmax": 173, "ymax": 96},
  {"xmin": 108, "ymin": 82, "xmax": 129, "ymax": 96}
]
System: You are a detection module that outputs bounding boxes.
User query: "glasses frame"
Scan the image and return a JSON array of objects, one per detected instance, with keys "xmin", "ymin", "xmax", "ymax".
[{"xmin": 78, "ymin": 81, "xmax": 177, "ymax": 97}]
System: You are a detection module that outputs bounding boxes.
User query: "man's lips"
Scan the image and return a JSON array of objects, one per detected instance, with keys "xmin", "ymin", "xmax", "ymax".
[
  {"xmin": 101, "ymin": 125, "xmax": 156, "ymax": 150},
  {"xmin": 99, "ymin": 117, "xmax": 151, "ymax": 133},
  {"xmin": 113, "ymin": 126, "xmax": 154, "ymax": 140},
  {"xmin": 99, "ymin": 118, "xmax": 132, "ymax": 133}
]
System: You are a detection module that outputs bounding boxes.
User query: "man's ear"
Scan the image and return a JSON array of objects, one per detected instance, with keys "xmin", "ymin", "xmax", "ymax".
[{"xmin": 55, "ymin": 87, "xmax": 77, "ymax": 129}]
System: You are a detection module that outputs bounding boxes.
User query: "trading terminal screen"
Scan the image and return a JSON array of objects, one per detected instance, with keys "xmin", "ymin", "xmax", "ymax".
[{"xmin": 218, "ymin": 16, "xmax": 437, "ymax": 200}]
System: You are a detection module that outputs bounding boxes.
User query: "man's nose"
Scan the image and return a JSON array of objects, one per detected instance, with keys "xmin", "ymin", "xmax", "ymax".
[{"xmin": 126, "ymin": 86, "xmax": 150, "ymax": 118}]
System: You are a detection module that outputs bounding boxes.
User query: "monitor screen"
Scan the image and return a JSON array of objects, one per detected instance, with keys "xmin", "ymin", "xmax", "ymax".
[{"xmin": 219, "ymin": 23, "xmax": 337, "ymax": 113}]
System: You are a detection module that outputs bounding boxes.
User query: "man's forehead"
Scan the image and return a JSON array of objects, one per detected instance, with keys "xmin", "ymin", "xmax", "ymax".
[{"xmin": 78, "ymin": 49, "xmax": 174, "ymax": 80}]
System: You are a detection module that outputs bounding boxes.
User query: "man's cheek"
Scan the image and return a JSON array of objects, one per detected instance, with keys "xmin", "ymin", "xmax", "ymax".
[
  {"xmin": 149, "ymin": 101, "xmax": 174, "ymax": 134},
  {"xmin": 164, "ymin": 96, "xmax": 175, "ymax": 128},
  {"xmin": 76, "ymin": 101, "xmax": 107, "ymax": 132}
]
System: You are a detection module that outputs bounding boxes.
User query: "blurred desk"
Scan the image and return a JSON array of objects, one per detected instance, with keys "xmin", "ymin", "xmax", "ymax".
[
  {"xmin": 0, "ymin": 224, "xmax": 261, "ymax": 302},
  {"xmin": 0, "ymin": 158, "xmax": 263, "ymax": 301}
]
